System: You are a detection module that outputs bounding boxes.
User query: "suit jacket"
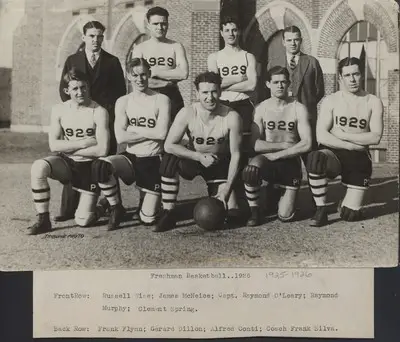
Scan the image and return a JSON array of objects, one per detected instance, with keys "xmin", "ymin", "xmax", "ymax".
[
  {"xmin": 59, "ymin": 49, "xmax": 126, "ymax": 119},
  {"xmin": 267, "ymin": 52, "xmax": 325, "ymax": 122}
]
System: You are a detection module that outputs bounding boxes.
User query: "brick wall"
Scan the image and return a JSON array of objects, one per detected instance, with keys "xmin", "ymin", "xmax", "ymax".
[
  {"xmin": 191, "ymin": 7, "xmax": 220, "ymax": 100},
  {"xmin": 317, "ymin": 1, "xmax": 358, "ymax": 58},
  {"xmin": 11, "ymin": 0, "xmax": 44, "ymax": 126}
]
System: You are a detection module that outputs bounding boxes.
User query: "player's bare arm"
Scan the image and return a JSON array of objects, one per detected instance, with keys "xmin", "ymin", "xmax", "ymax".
[
  {"xmin": 150, "ymin": 42, "xmax": 189, "ymax": 81},
  {"xmin": 331, "ymin": 96, "xmax": 383, "ymax": 146},
  {"xmin": 218, "ymin": 110, "xmax": 242, "ymax": 200},
  {"xmin": 207, "ymin": 53, "xmax": 245, "ymax": 89},
  {"xmin": 224, "ymin": 53, "xmax": 257, "ymax": 93},
  {"xmin": 48, "ymin": 105, "xmax": 96, "ymax": 153},
  {"xmin": 114, "ymin": 96, "xmax": 147, "ymax": 144},
  {"xmin": 317, "ymin": 96, "xmax": 365, "ymax": 150},
  {"xmin": 72, "ymin": 106, "xmax": 110, "ymax": 157},
  {"xmin": 164, "ymin": 108, "xmax": 217, "ymax": 166},
  {"xmin": 132, "ymin": 94, "xmax": 171, "ymax": 140},
  {"xmin": 252, "ymin": 104, "xmax": 295, "ymax": 153},
  {"xmin": 264, "ymin": 103, "xmax": 312, "ymax": 160}
]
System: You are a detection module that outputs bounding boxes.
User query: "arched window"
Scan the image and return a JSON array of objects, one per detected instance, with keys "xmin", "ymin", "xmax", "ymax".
[
  {"xmin": 337, "ymin": 21, "xmax": 389, "ymax": 107},
  {"xmin": 125, "ymin": 33, "xmax": 150, "ymax": 93},
  {"xmin": 257, "ymin": 30, "xmax": 285, "ymax": 103}
]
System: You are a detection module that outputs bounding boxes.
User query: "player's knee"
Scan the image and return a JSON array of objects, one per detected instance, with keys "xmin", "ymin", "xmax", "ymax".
[
  {"xmin": 74, "ymin": 211, "xmax": 98, "ymax": 227},
  {"xmin": 31, "ymin": 159, "xmax": 51, "ymax": 179},
  {"xmin": 91, "ymin": 159, "xmax": 113, "ymax": 183},
  {"xmin": 159, "ymin": 153, "xmax": 179, "ymax": 178},
  {"xmin": 306, "ymin": 151, "xmax": 327, "ymax": 175},
  {"xmin": 278, "ymin": 207, "xmax": 296, "ymax": 222},
  {"xmin": 340, "ymin": 206, "xmax": 362, "ymax": 222},
  {"xmin": 242, "ymin": 165, "xmax": 261, "ymax": 186}
]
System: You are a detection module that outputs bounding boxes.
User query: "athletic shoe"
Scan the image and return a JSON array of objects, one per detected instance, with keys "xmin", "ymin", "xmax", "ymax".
[
  {"xmin": 153, "ymin": 209, "xmax": 177, "ymax": 232},
  {"xmin": 28, "ymin": 213, "xmax": 52, "ymax": 235},
  {"xmin": 310, "ymin": 206, "xmax": 328, "ymax": 227},
  {"xmin": 107, "ymin": 204, "xmax": 125, "ymax": 231},
  {"xmin": 54, "ymin": 212, "xmax": 74, "ymax": 222}
]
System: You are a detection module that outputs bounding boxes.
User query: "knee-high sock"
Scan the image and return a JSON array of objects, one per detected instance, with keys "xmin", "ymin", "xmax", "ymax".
[
  {"xmin": 308, "ymin": 173, "xmax": 328, "ymax": 206},
  {"xmin": 98, "ymin": 176, "xmax": 120, "ymax": 206},
  {"xmin": 31, "ymin": 177, "xmax": 50, "ymax": 213},
  {"xmin": 161, "ymin": 176, "xmax": 179, "ymax": 210},
  {"xmin": 244, "ymin": 182, "xmax": 261, "ymax": 207}
]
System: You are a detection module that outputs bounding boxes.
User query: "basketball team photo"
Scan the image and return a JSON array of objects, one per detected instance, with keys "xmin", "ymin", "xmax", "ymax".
[{"xmin": 0, "ymin": 0, "xmax": 398, "ymax": 270}]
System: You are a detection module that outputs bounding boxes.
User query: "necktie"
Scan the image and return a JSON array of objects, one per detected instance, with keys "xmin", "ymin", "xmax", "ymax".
[
  {"xmin": 90, "ymin": 53, "xmax": 97, "ymax": 68},
  {"xmin": 289, "ymin": 55, "xmax": 296, "ymax": 70}
]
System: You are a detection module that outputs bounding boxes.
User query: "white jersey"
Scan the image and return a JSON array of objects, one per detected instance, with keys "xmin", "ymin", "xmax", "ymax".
[
  {"xmin": 187, "ymin": 103, "xmax": 230, "ymax": 154},
  {"xmin": 133, "ymin": 39, "xmax": 178, "ymax": 88},
  {"xmin": 216, "ymin": 49, "xmax": 249, "ymax": 102},
  {"xmin": 58, "ymin": 100, "xmax": 100, "ymax": 162},
  {"xmin": 256, "ymin": 99, "xmax": 300, "ymax": 144},
  {"xmin": 330, "ymin": 90, "xmax": 373, "ymax": 134},
  {"xmin": 125, "ymin": 92, "xmax": 163, "ymax": 157}
]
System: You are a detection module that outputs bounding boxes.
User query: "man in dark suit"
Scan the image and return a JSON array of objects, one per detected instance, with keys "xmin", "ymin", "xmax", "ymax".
[
  {"xmin": 56, "ymin": 20, "xmax": 126, "ymax": 221},
  {"xmin": 267, "ymin": 26, "xmax": 325, "ymax": 155}
]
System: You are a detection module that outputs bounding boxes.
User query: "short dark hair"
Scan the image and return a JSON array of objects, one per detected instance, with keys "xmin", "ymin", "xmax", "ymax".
[
  {"xmin": 282, "ymin": 25, "xmax": 301, "ymax": 39},
  {"xmin": 82, "ymin": 21, "xmax": 105, "ymax": 35},
  {"xmin": 146, "ymin": 6, "xmax": 169, "ymax": 21},
  {"xmin": 338, "ymin": 57, "xmax": 362, "ymax": 75},
  {"xmin": 220, "ymin": 16, "xmax": 241, "ymax": 30},
  {"xmin": 194, "ymin": 71, "xmax": 222, "ymax": 90},
  {"xmin": 266, "ymin": 66, "xmax": 290, "ymax": 82},
  {"xmin": 63, "ymin": 67, "xmax": 89, "ymax": 85},
  {"xmin": 126, "ymin": 58, "xmax": 151, "ymax": 75}
]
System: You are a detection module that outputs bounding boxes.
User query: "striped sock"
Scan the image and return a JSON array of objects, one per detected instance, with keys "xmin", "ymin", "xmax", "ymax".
[
  {"xmin": 31, "ymin": 177, "xmax": 50, "ymax": 213},
  {"xmin": 308, "ymin": 173, "xmax": 328, "ymax": 206},
  {"xmin": 99, "ymin": 176, "xmax": 120, "ymax": 206},
  {"xmin": 244, "ymin": 182, "xmax": 261, "ymax": 208},
  {"xmin": 161, "ymin": 176, "xmax": 179, "ymax": 210}
]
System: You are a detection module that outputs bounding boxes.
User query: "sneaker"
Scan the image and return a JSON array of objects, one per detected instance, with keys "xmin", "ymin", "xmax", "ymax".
[
  {"xmin": 310, "ymin": 206, "xmax": 328, "ymax": 227},
  {"xmin": 247, "ymin": 206, "xmax": 261, "ymax": 227},
  {"xmin": 28, "ymin": 213, "xmax": 52, "ymax": 235},
  {"xmin": 153, "ymin": 209, "xmax": 177, "ymax": 232},
  {"xmin": 107, "ymin": 204, "xmax": 125, "ymax": 231}
]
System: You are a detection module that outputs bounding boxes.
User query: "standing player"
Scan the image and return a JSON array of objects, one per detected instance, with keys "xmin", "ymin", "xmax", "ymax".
[
  {"xmin": 29, "ymin": 68, "xmax": 123, "ymax": 235},
  {"xmin": 306, "ymin": 57, "xmax": 383, "ymax": 226},
  {"xmin": 207, "ymin": 16, "xmax": 257, "ymax": 152},
  {"xmin": 242, "ymin": 66, "xmax": 312, "ymax": 226},
  {"xmin": 58, "ymin": 20, "xmax": 126, "ymax": 221},
  {"xmin": 132, "ymin": 6, "xmax": 188, "ymax": 122},
  {"xmin": 156, "ymin": 71, "xmax": 242, "ymax": 232},
  {"xmin": 104, "ymin": 58, "xmax": 171, "ymax": 226}
]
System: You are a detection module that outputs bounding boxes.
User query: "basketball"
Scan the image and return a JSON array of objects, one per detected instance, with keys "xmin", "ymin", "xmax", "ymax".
[{"xmin": 193, "ymin": 197, "xmax": 226, "ymax": 231}]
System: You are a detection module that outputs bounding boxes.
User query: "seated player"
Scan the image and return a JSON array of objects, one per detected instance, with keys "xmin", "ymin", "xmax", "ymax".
[
  {"xmin": 29, "ymin": 68, "xmax": 124, "ymax": 235},
  {"xmin": 306, "ymin": 57, "xmax": 383, "ymax": 226},
  {"xmin": 156, "ymin": 71, "xmax": 242, "ymax": 232},
  {"xmin": 103, "ymin": 57, "xmax": 171, "ymax": 226},
  {"xmin": 242, "ymin": 66, "xmax": 312, "ymax": 226}
]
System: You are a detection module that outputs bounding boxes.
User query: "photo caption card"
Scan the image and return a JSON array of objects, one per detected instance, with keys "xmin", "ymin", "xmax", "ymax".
[{"xmin": 33, "ymin": 268, "xmax": 373, "ymax": 339}]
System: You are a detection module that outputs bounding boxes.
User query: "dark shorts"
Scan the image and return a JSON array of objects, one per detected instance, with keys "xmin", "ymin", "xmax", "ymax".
[
  {"xmin": 178, "ymin": 155, "xmax": 230, "ymax": 184},
  {"xmin": 220, "ymin": 98, "xmax": 254, "ymax": 134},
  {"xmin": 153, "ymin": 85, "xmax": 184, "ymax": 122},
  {"xmin": 121, "ymin": 152, "xmax": 161, "ymax": 194},
  {"xmin": 319, "ymin": 145, "xmax": 372, "ymax": 189},
  {"xmin": 58, "ymin": 158, "xmax": 100, "ymax": 195},
  {"xmin": 261, "ymin": 157, "xmax": 302, "ymax": 189}
]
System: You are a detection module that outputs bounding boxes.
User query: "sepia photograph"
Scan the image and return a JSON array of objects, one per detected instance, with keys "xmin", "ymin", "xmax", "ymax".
[{"xmin": 0, "ymin": 0, "xmax": 398, "ymax": 270}]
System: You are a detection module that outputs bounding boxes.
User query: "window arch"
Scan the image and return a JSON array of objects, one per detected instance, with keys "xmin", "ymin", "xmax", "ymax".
[{"xmin": 337, "ymin": 21, "xmax": 389, "ymax": 106}]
